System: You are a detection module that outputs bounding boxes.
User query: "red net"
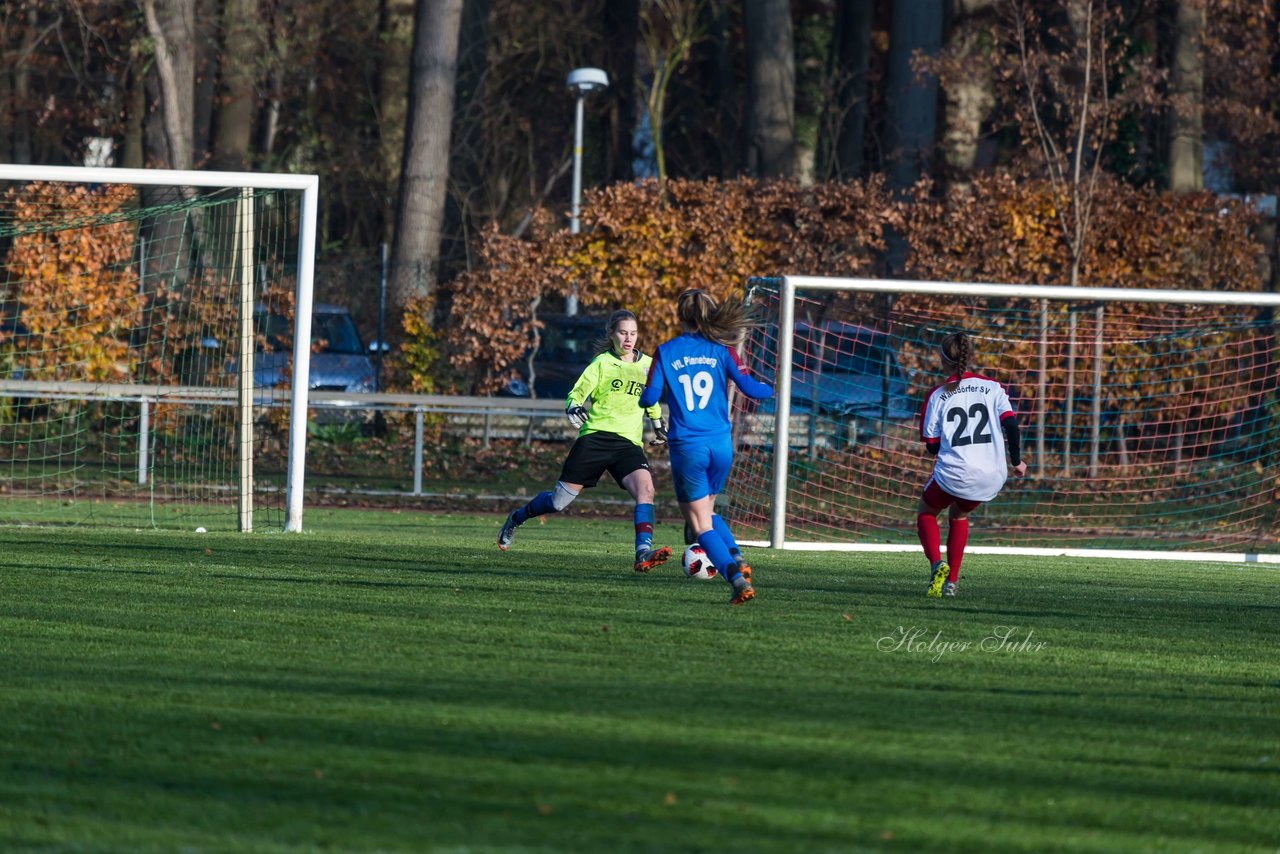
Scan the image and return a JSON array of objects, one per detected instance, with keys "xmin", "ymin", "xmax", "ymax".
[{"xmin": 723, "ymin": 282, "xmax": 1280, "ymax": 553}]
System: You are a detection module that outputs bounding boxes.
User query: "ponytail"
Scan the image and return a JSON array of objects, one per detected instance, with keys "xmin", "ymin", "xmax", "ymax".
[
  {"xmin": 940, "ymin": 332, "xmax": 973, "ymax": 391},
  {"xmin": 676, "ymin": 288, "xmax": 758, "ymax": 347}
]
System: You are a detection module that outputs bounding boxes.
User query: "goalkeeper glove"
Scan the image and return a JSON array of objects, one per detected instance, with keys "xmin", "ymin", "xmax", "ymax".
[
  {"xmin": 649, "ymin": 417, "xmax": 668, "ymax": 445},
  {"xmin": 566, "ymin": 404, "xmax": 589, "ymax": 429}
]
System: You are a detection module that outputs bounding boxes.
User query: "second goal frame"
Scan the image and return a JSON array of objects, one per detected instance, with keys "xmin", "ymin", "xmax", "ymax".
[{"xmin": 753, "ymin": 275, "xmax": 1280, "ymax": 563}]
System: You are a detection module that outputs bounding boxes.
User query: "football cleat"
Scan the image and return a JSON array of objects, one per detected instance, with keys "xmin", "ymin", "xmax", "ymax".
[
  {"xmin": 927, "ymin": 561, "xmax": 949, "ymax": 598},
  {"xmin": 497, "ymin": 511, "xmax": 521, "ymax": 551},
  {"xmin": 729, "ymin": 578, "xmax": 755, "ymax": 605},
  {"xmin": 736, "ymin": 562, "xmax": 752, "ymax": 584},
  {"xmin": 633, "ymin": 546, "xmax": 672, "ymax": 573},
  {"xmin": 942, "ymin": 581, "xmax": 958, "ymax": 598}
]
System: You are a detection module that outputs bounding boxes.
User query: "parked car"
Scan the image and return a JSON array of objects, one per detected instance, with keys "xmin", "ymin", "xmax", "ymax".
[
  {"xmin": 501, "ymin": 312, "xmax": 609, "ymax": 400},
  {"xmin": 752, "ymin": 321, "xmax": 916, "ymax": 427},
  {"xmin": 221, "ymin": 303, "xmax": 378, "ymax": 399}
]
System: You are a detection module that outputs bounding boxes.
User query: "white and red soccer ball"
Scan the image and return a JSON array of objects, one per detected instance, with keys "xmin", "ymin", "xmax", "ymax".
[{"xmin": 681, "ymin": 544, "xmax": 717, "ymax": 580}]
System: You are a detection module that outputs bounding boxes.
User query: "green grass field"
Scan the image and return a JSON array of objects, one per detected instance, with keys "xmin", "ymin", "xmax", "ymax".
[{"xmin": 1, "ymin": 509, "xmax": 1277, "ymax": 852}]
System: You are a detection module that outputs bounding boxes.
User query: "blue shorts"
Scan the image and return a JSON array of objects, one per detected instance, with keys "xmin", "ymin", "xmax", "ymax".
[{"xmin": 668, "ymin": 435, "xmax": 734, "ymax": 503}]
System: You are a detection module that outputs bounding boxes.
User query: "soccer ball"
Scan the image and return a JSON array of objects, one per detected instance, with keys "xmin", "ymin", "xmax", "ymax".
[{"xmin": 682, "ymin": 544, "xmax": 718, "ymax": 580}]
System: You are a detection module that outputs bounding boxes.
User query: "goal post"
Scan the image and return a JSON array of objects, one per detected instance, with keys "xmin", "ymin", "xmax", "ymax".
[
  {"xmin": 725, "ymin": 275, "xmax": 1280, "ymax": 563},
  {"xmin": 0, "ymin": 164, "xmax": 317, "ymax": 533}
]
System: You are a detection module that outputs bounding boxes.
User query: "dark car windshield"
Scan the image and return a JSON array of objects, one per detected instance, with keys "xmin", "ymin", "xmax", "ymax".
[
  {"xmin": 254, "ymin": 311, "xmax": 365, "ymax": 355},
  {"xmin": 255, "ymin": 313, "xmax": 291, "ymax": 353},
  {"xmin": 537, "ymin": 321, "xmax": 598, "ymax": 363},
  {"xmin": 311, "ymin": 313, "xmax": 365, "ymax": 355}
]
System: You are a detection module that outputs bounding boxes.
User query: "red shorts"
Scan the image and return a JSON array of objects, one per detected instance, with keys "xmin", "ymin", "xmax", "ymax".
[{"xmin": 922, "ymin": 478, "xmax": 981, "ymax": 513}]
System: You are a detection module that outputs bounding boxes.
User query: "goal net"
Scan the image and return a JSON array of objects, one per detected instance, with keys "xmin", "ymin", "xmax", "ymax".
[
  {"xmin": 723, "ymin": 277, "xmax": 1280, "ymax": 562},
  {"xmin": 0, "ymin": 165, "xmax": 318, "ymax": 532}
]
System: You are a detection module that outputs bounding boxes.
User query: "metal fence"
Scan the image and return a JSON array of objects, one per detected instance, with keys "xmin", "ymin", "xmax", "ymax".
[{"xmin": 0, "ymin": 380, "xmax": 576, "ymax": 494}]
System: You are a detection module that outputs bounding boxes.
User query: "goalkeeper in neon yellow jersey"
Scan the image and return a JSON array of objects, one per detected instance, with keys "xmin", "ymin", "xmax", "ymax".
[{"xmin": 497, "ymin": 309, "xmax": 672, "ymax": 573}]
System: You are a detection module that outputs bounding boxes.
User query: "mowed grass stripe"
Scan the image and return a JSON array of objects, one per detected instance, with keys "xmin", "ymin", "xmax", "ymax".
[{"xmin": 0, "ymin": 512, "xmax": 1276, "ymax": 852}]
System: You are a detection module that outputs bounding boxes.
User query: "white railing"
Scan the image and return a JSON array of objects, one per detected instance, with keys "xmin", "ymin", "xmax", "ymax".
[{"xmin": 0, "ymin": 379, "xmax": 573, "ymax": 495}]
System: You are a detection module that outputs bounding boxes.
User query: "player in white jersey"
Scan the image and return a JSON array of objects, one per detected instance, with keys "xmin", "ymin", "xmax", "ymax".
[{"xmin": 916, "ymin": 332, "xmax": 1027, "ymax": 598}]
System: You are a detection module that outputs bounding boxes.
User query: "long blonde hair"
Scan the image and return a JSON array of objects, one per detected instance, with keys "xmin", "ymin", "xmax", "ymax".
[
  {"xmin": 676, "ymin": 288, "xmax": 757, "ymax": 347},
  {"xmin": 940, "ymin": 331, "xmax": 973, "ymax": 391}
]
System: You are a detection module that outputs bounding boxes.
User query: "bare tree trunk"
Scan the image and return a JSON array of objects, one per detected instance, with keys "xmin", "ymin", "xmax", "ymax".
[
  {"xmin": 827, "ymin": 0, "xmax": 872, "ymax": 180},
  {"xmin": 259, "ymin": 0, "xmax": 290, "ymax": 162},
  {"xmin": 7, "ymin": 2, "xmax": 40, "ymax": 164},
  {"xmin": 192, "ymin": 0, "xmax": 218, "ymax": 166},
  {"xmin": 210, "ymin": 0, "xmax": 260, "ymax": 173},
  {"xmin": 390, "ymin": 0, "xmax": 464, "ymax": 310},
  {"xmin": 440, "ymin": 0, "xmax": 489, "ymax": 281},
  {"xmin": 122, "ymin": 61, "xmax": 146, "ymax": 169},
  {"xmin": 201, "ymin": 0, "xmax": 262, "ymax": 271},
  {"xmin": 377, "ymin": 0, "xmax": 416, "ymax": 241},
  {"xmin": 605, "ymin": 0, "xmax": 640, "ymax": 183},
  {"xmin": 706, "ymin": 0, "xmax": 737, "ymax": 177},
  {"xmin": 1168, "ymin": 0, "xmax": 1205, "ymax": 192},
  {"xmin": 941, "ymin": 0, "xmax": 997, "ymax": 179},
  {"xmin": 744, "ymin": 0, "xmax": 795, "ymax": 178},
  {"xmin": 143, "ymin": 0, "xmax": 197, "ymax": 171},
  {"xmin": 141, "ymin": 0, "xmax": 199, "ymax": 294},
  {"xmin": 0, "ymin": 67, "xmax": 10, "ymax": 164},
  {"xmin": 883, "ymin": 0, "xmax": 942, "ymax": 191}
]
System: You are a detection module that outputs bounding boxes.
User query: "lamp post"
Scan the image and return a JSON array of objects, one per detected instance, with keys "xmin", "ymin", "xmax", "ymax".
[{"xmin": 565, "ymin": 67, "xmax": 608, "ymax": 316}]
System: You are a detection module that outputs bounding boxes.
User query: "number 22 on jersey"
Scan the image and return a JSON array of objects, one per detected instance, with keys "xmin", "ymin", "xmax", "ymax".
[{"xmin": 946, "ymin": 402, "xmax": 993, "ymax": 446}]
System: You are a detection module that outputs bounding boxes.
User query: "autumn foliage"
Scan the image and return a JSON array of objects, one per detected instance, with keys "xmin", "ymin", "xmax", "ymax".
[
  {"xmin": 897, "ymin": 173, "xmax": 1271, "ymax": 448},
  {"xmin": 902, "ymin": 173, "xmax": 1264, "ymax": 292},
  {"xmin": 2, "ymin": 183, "xmax": 144, "ymax": 383},
  {"xmin": 425, "ymin": 173, "xmax": 1269, "ymax": 401},
  {"xmin": 437, "ymin": 177, "xmax": 898, "ymax": 394}
]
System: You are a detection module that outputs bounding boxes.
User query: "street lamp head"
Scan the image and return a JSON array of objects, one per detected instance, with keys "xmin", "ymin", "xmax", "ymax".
[{"xmin": 566, "ymin": 67, "xmax": 609, "ymax": 96}]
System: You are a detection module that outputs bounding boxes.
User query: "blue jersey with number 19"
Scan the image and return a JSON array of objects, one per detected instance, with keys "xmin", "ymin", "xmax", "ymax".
[{"xmin": 639, "ymin": 333, "xmax": 774, "ymax": 441}]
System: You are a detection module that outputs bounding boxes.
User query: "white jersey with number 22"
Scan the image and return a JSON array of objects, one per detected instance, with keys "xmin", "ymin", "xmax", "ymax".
[{"xmin": 920, "ymin": 372, "xmax": 1015, "ymax": 502}]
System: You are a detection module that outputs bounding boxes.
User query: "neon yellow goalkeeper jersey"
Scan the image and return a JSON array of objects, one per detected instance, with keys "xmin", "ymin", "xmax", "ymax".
[{"xmin": 566, "ymin": 350, "xmax": 662, "ymax": 447}]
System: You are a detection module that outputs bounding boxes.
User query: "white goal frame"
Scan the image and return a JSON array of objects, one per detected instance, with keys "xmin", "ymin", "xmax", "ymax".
[
  {"xmin": 754, "ymin": 275, "xmax": 1280, "ymax": 564},
  {"xmin": 0, "ymin": 164, "xmax": 318, "ymax": 533}
]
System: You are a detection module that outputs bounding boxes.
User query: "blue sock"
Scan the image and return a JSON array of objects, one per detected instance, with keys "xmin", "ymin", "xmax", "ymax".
[
  {"xmin": 514, "ymin": 490, "xmax": 557, "ymax": 525},
  {"xmin": 634, "ymin": 503, "xmax": 655, "ymax": 554},
  {"xmin": 697, "ymin": 530, "xmax": 740, "ymax": 583},
  {"xmin": 712, "ymin": 514, "xmax": 741, "ymax": 559}
]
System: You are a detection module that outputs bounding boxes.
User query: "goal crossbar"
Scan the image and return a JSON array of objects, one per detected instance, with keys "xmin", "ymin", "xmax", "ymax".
[{"xmin": 782, "ymin": 275, "xmax": 1280, "ymax": 307}]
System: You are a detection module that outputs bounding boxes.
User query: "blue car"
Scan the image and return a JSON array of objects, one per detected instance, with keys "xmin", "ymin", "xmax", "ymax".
[
  {"xmin": 222, "ymin": 304, "xmax": 378, "ymax": 405},
  {"xmin": 501, "ymin": 312, "xmax": 609, "ymax": 400},
  {"xmin": 253, "ymin": 304, "xmax": 377, "ymax": 395},
  {"xmin": 752, "ymin": 321, "xmax": 916, "ymax": 427}
]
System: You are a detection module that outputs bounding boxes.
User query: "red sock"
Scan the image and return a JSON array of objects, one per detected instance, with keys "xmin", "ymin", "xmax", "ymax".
[
  {"xmin": 946, "ymin": 519, "xmax": 969, "ymax": 582},
  {"xmin": 916, "ymin": 513, "xmax": 942, "ymax": 565}
]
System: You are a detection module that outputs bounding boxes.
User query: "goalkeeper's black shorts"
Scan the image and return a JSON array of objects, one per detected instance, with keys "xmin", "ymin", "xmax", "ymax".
[{"xmin": 559, "ymin": 431, "xmax": 650, "ymax": 489}]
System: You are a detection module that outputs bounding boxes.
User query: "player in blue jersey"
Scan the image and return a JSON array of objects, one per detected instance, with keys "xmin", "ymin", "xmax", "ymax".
[
  {"xmin": 498, "ymin": 310, "xmax": 673, "ymax": 573},
  {"xmin": 640, "ymin": 289, "xmax": 774, "ymax": 605}
]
